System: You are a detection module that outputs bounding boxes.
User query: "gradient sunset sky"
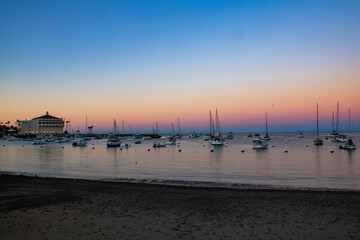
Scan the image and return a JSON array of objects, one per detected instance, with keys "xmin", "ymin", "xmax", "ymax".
[{"xmin": 1, "ymin": 0, "xmax": 359, "ymax": 133}]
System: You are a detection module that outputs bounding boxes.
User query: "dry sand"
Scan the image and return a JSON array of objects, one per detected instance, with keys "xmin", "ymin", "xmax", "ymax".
[{"xmin": 0, "ymin": 174, "xmax": 359, "ymax": 240}]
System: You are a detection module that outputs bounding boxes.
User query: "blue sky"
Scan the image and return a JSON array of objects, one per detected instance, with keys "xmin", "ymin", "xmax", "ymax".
[{"xmin": 1, "ymin": 0, "xmax": 360, "ymax": 132}]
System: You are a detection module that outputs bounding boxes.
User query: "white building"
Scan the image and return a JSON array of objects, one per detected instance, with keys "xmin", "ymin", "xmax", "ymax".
[{"xmin": 20, "ymin": 111, "xmax": 64, "ymax": 134}]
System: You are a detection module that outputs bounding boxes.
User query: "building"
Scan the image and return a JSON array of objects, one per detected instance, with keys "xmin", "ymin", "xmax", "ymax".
[{"xmin": 20, "ymin": 111, "xmax": 65, "ymax": 134}]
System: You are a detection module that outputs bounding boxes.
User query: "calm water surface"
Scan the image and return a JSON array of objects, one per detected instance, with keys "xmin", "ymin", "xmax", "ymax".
[{"xmin": 1, "ymin": 133, "xmax": 359, "ymax": 190}]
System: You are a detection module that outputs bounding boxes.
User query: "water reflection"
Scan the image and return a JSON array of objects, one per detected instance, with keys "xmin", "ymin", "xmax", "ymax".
[{"xmin": 0, "ymin": 132, "xmax": 359, "ymax": 190}]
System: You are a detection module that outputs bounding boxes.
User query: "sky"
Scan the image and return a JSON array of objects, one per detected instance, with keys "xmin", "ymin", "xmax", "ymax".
[{"xmin": 1, "ymin": 0, "xmax": 360, "ymax": 133}]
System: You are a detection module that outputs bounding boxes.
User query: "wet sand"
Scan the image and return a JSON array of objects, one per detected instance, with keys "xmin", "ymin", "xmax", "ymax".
[{"xmin": 0, "ymin": 174, "xmax": 359, "ymax": 239}]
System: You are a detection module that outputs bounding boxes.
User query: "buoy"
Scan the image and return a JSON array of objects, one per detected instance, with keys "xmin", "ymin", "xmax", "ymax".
[
  {"xmin": 211, "ymin": 149, "xmax": 214, "ymax": 152},
  {"xmin": 178, "ymin": 149, "xmax": 181, "ymax": 152},
  {"xmin": 135, "ymin": 162, "xmax": 137, "ymax": 164},
  {"xmin": 120, "ymin": 148, "xmax": 123, "ymax": 150},
  {"xmin": 147, "ymin": 149, "xmax": 150, "ymax": 151},
  {"xmin": 272, "ymin": 145, "xmax": 275, "ymax": 147},
  {"xmin": 40, "ymin": 146, "xmax": 43, "ymax": 148},
  {"xmin": 62, "ymin": 146, "xmax": 64, "ymax": 149},
  {"xmin": 330, "ymin": 149, "xmax": 334, "ymax": 153},
  {"xmin": 22, "ymin": 145, "xmax": 24, "ymax": 147},
  {"xmin": 241, "ymin": 149, "xmax": 244, "ymax": 153},
  {"xmin": 203, "ymin": 145, "xmax": 205, "ymax": 147},
  {"xmin": 306, "ymin": 145, "xmax": 309, "ymax": 147},
  {"xmin": 285, "ymin": 149, "xmax": 288, "ymax": 153},
  {"xmin": 92, "ymin": 143, "xmax": 94, "ymax": 145},
  {"xmin": 2, "ymin": 145, "xmax": 5, "ymax": 147},
  {"xmin": 92, "ymin": 147, "xmax": 95, "ymax": 149}
]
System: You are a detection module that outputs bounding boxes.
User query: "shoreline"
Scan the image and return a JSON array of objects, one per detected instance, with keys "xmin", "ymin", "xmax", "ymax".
[
  {"xmin": 1, "ymin": 173, "xmax": 360, "ymax": 239},
  {"xmin": 2, "ymin": 172, "xmax": 360, "ymax": 194}
]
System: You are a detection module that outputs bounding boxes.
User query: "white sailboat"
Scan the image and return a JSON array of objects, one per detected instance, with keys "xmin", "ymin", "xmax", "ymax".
[
  {"xmin": 210, "ymin": 109, "xmax": 224, "ymax": 146},
  {"xmin": 314, "ymin": 103, "xmax": 323, "ymax": 146},
  {"xmin": 253, "ymin": 139, "xmax": 268, "ymax": 149},
  {"xmin": 263, "ymin": 113, "xmax": 270, "ymax": 141},
  {"xmin": 298, "ymin": 131, "xmax": 304, "ymax": 138},
  {"xmin": 107, "ymin": 119, "xmax": 121, "ymax": 147}
]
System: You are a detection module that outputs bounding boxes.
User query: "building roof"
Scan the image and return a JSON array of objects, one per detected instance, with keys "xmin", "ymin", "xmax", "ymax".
[{"xmin": 33, "ymin": 111, "xmax": 62, "ymax": 120}]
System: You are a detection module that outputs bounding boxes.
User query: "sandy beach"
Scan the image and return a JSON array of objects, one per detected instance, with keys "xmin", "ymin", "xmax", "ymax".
[{"xmin": 0, "ymin": 174, "xmax": 359, "ymax": 240}]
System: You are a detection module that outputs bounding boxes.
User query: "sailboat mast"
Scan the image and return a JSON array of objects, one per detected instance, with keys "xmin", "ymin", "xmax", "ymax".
[
  {"xmin": 216, "ymin": 108, "xmax": 220, "ymax": 134},
  {"xmin": 349, "ymin": 108, "xmax": 351, "ymax": 131},
  {"xmin": 172, "ymin": 122, "xmax": 175, "ymax": 135},
  {"xmin": 332, "ymin": 112, "xmax": 335, "ymax": 132},
  {"xmin": 156, "ymin": 122, "xmax": 159, "ymax": 135},
  {"xmin": 209, "ymin": 111, "xmax": 212, "ymax": 136},
  {"xmin": 316, "ymin": 103, "xmax": 319, "ymax": 137},
  {"xmin": 265, "ymin": 113, "xmax": 268, "ymax": 135},
  {"xmin": 177, "ymin": 118, "xmax": 181, "ymax": 135},
  {"xmin": 336, "ymin": 101, "xmax": 339, "ymax": 133}
]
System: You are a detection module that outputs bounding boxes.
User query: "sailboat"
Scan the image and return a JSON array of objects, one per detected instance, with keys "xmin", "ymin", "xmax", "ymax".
[
  {"xmin": 166, "ymin": 123, "xmax": 176, "ymax": 145},
  {"xmin": 314, "ymin": 103, "xmax": 323, "ymax": 145},
  {"xmin": 107, "ymin": 119, "xmax": 121, "ymax": 147},
  {"xmin": 210, "ymin": 109, "xmax": 224, "ymax": 145},
  {"xmin": 327, "ymin": 111, "xmax": 338, "ymax": 138},
  {"xmin": 298, "ymin": 131, "xmax": 304, "ymax": 138},
  {"xmin": 339, "ymin": 138, "xmax": 356, "ymax": 150},
  {"xmin": 263, "ymin": 113, "xmax": 270, "ymax": 141},
  {"xmin": 175, "ymin": 118, "xmax": 182, "ymax": 138},
  {"xmin": 331, "ymin": 102, "xmax": 348, "ymax": 142}
]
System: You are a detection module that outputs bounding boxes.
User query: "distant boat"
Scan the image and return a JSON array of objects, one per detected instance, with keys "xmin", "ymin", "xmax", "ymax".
[
  {"xmin": 153, "ymin": 142, "xmax": 167, "ymax": 148},
  {"xmin": 327, "ymin": 111, "xmax": 338, "ymax": 139},
  {"xmin": 298, "ymin": 131, "xmax": 304, "ymax": 138},
  {"xmin": 332, "ymin": 134, "xmax": 348, "ymax": 143},
  {"xmin": 225, "ymin": 132, "xmax": 234, "ymax": 139},
  {"xmin": 252, "ymin": 133, "xmax": 261, "ymax": 142},
  {"xmin": 263, "ymin": 113, "xmax": 271, "ymax": 141},
  {"xmin": 210, "ymin": 109, "xmax": 224, "ymax": 146},
  {"xmin": 189, "ymin": 132, "xmax": 199, "ymax": 138},
  {"xmin": 32, "ymin": 140, "xmax": 47, "ymax": 145},
  {"xmin": 248, "ymin": 133, "xmax": 253, "ymax": 138},
  {"xmin": 107, "ymin": 119, "xmax": 121, "ymax": 148},
  {"xmin": 314, "ymin": 103, "xmax": 323, "ymax": 146},
  {"xmin": 339, "ymin": 138, "xmax": 356, "ymax": 150},
  {"xmin": 72, "ymin": 139, "xmax": 87, "ymax": 147},
  {"xmin": 253, "ymin": 140, "xmax": 268, "ymax": 149}
]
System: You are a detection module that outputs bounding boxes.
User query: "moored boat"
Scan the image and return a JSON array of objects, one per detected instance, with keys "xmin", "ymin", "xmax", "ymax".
[
  {"xmin": 253, "ymin": 140, "xmax": 268, "ymax": 149},
  {"xmin": 314, "ymin": 103, "xmax": 323, "ymax": 146},
  {"xmin": 339, "ymin": 138, "xmax": 356, "ymax": 150}
]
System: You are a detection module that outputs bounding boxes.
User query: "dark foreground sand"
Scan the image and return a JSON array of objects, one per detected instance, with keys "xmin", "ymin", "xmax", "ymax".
[{"xmin": 0, "ymin": 174, "xmax": 359, "ymax": 240}]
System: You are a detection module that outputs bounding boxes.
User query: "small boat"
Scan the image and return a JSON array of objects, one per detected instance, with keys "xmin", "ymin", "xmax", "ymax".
[
  {"xmin": 332, "ymin": 134, "xmax": 348, "ymax": 143},
  {"xmin": 252, "ymin": 134, "xmax": 261, "ymax": 142},
  {"xmin": 189, "ymin": 132, "xmax": 199, "ymax": 138},
  {"xmin": 298, "ymin": 131, "xmax": 304, "ymax": 138},
  {"xmin": 143, "ymin": 136, "xmax": 152, "ymax": 140},
  {"xmin": 253, "ymin": 140, "xmax": 268, "ymax": 149},
  {"xmin": 153, "ymin": 142, "xmax": 167, "ymax": 148},
  {"xmin": 32, "ymin": 140, "xmax": 47, "ymax": 145},
  {"xmin": 248, "ymin": 133, "xmax": 253, "ymax": 138},
  {"xmin": 72, "ymin": 139, "xmax": 87, "ymax": 146},
  {"xmin": 165, "ymin": 136, "xmax": 176, "ymax": 145},
  {"xmin": 107, "ymin": 139, "xmax": 121, "ymax": 147},
  {"xmin": 203, "ymin": 136, "xmax": 211, "ymax": 141},
  {"xmin": 132, "ymin": 134, "xmax": 143, "ymax": 139},
  {"xmin": 225, "ymin": 132, "xmax": 234, "ymax": 139},
  {"xmin": 339, "ymin": 138, "xmax": 356, "ymax": 150},
  {"xmin": 314, "ymin": 103, "xmax": 323, "ymax": 146},
  {"xmin": 134, "ymin": 141, "xmax": 141, "ymax": 144}
]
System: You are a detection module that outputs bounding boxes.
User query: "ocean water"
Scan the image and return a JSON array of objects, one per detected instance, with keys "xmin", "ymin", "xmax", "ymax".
[{"xmin": 0, "ymin": 132, "xmax": 359, "ymax": 191}]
